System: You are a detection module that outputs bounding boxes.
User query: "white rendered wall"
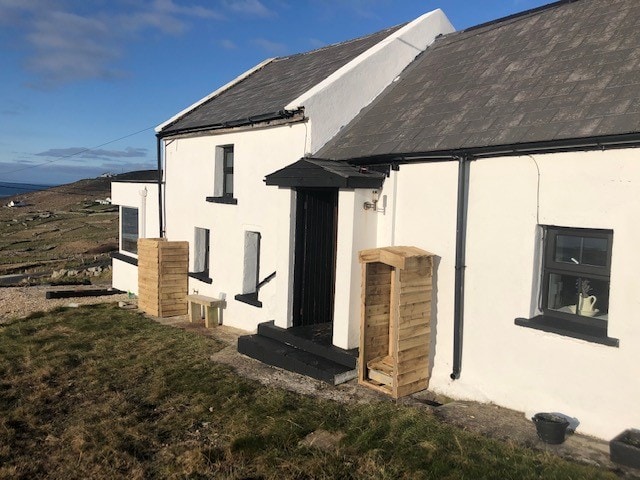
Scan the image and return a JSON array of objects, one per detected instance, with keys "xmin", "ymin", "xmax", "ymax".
[
  {"xmin": 286, "ymin": 9, "xmax": 455, "ymax": 154},
  {"xmin": 162, "ymin": 123, "xmax": 306, "ymax": 332},
  {"xmin": 364, "ymin": 150, "xmax": 640, "ymax": 440},
  {"xmin": 111, "ymin": 181, "xmax": 159, "ymax": 294},
  {"xmin": 333, "ymin": 189, "xmax": 378, "ymax": 349}
]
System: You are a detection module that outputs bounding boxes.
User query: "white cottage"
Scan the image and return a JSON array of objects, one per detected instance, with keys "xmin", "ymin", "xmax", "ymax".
[{"xmin": 114, "ymin": 0, "xmax": 640, "ymax": 441}]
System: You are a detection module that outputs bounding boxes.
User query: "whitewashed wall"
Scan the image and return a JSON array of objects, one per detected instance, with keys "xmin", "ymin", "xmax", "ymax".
[
  {"xmin": 289, "ymin": 9, "xmax": 454, "ymax": 154},
  {"xmin": 347, "ymin": 149, "xmax": 640, "ymax": 440},
  {"xmin": 111, "ymin": 182, "xmax": 159, "ymax": 294},
  {"xmin": 162, "ymin": 123, "xmax": 307, "ymax": 331}
]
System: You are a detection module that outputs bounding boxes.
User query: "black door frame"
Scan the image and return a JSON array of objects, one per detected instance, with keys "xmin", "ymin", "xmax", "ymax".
[{"xmin": 292, "ymin": 188, "xmax": 339, "ymax": 328}]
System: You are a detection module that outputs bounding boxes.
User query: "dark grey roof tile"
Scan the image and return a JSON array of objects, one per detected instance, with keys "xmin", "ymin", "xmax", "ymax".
[
  {"xmin": 160, "ymin": 24, "xmax": 402, "ymax": 134},
  {"xmin": 317, "ymin": 0, "xmax": 640, "ymax": 161}
]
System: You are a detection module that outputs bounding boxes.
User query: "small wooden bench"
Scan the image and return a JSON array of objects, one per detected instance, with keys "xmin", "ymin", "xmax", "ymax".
[{"xmin": 187, "ymin": 294, "xmax": 224, "ymax": 328}]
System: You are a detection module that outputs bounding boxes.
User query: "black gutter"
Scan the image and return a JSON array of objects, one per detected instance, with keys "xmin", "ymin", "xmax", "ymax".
[
  {"xmin": 156, "ymin": 135, "xmax": 163, "ymax": 238},
  {"xmin": 338, "ymin": 132, "xmax": 640, "ymax": 166},
  {"xmin": 451, "ymin": 155, "xmax": 470, "ymax": 380},
  {"xmin": 159, "ymin": 109, "xmax": 301, "ymax": 138}
]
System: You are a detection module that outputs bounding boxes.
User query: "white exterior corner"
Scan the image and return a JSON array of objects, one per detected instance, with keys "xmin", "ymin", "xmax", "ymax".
[{"xmin": 285, "ymin": 9, "xmax": 455, "ymax": 154}]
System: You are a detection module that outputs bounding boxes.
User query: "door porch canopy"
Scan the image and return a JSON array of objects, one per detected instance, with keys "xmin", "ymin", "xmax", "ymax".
[{"xmin": 265, "ymin": 158, "xmax": 385, "ymax": 189}]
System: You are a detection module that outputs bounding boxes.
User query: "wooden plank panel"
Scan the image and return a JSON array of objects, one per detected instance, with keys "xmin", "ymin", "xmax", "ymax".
[
  {"xmin": 400, "ymin": 290, "xmax": 433, "ymax": 306},
  {"xmin": 365, "ymin": 304, "xmax": 390, "ymax": 316},
  {"xmin": 397, "ymin": 344, "xmax": 428, "ymax": 362},
  {"xmin": 366, "ymin": 272, "xmax": 392, "ymax": 286},
  {"xmin": 396, "ymin": 378, "xmax": 429, "ymax": 398},
  {"xmin": 399, "ymin": 302, "xmax": 430, "ymax": 317},
  {"xmin": 398, "ymin": 323, "xmax": 431, "ymax": 340},
  {"xmin": 397, "ymin": 367, "xmax": 429, "ymax": 387},
  {"xmin": 397, "ymin": 333, "xmax": 430, "ymax": 352},
  {"xmin": 397, "ymin": 355, "xmax": 429, "ymax": 374}
]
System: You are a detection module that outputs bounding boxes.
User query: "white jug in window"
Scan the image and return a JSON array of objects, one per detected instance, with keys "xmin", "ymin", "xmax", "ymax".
[{"xmin": 578, "ymin": 294, "xmax": 597, "ymax": 315}]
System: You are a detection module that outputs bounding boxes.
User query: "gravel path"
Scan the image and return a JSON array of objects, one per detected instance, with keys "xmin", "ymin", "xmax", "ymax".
[{"xmin": 0, "ymin": 285, "xmax": 130, "ymax": 322}]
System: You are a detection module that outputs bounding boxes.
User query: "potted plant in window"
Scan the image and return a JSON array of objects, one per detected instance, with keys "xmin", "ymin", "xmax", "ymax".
[{"xmin": 610, "ymin": 429, "xmax": 640, "ymax": 469}]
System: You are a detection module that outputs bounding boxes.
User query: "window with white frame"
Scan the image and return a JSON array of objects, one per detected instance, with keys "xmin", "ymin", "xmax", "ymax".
[
  {"xmin": 193, "ymin": 227, "xmax": 210, "ymax": 277},
  {"xmin": 517, "ymin": 225, "xmax": 617, "ymax": 346},
  {"xmin": 121, "ymin": 207, "xmax": 139, "ymax": 254}
]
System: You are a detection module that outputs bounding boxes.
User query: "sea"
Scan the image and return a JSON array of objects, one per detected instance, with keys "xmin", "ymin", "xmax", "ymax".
[{"xmin": 0, "ymin": 182, "xmax": 55, "ymax": 198}]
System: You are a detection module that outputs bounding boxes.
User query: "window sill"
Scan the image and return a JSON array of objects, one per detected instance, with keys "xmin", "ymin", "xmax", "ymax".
[
  {"xmin": 515, "ymin": 315, "xmax": 619, "ymax": 347},
  {"xmin": 235, "ymin": 293, "xmax": 262, "ymax": 308},
  {"xmin": 111, "ymin": 252, "xmax": 138, "ymax": 266},
  {"xmin": 188, "ymin": 272, "xmax": 213, "ymax": 284},
  {"xmin": 206, "ymin": 196, "xmax": 237, "ymax": 205}
]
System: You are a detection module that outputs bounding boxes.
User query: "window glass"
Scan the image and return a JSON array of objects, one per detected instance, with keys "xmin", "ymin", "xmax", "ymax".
[
  {"xmin": 121, "ymin": 207, "xmax": 138, "ymax": 254},
  {"xmin": 554, "ymin": 235, "xmax": 581, "ymax": 264},
  {"xmin": 546, "ymin": 273, "xmax": 609, "ymax": 318},
  {"xmin": 225, "ymin": 173, "xmax": 234, "ymax": 196},
  {"xmin": 582, "ymin": 237, "xmax": 608, "ymax": 266},
  {"xmin": 193, "ymin": 227, "xmax": 210, "ymax": 274}
]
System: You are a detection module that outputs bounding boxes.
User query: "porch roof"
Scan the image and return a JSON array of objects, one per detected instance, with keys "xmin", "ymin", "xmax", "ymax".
[{"xmin": 264, "ymin": 158, "xmax": 385, "ymax": 189}]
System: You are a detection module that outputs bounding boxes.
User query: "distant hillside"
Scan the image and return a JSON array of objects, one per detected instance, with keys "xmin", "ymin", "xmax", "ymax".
[{"xmin": 0, "ymin": 171, "xmax": 157, "ymax": 278}]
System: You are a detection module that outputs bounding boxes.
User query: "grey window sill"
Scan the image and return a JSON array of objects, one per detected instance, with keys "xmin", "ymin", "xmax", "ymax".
[
  {"xmin": 515, "ymin": 315, "xmax": 619, "ymax": 347},
  {"xmin": 206, "ymin": 196, "xmax": 237, "ymax": 205}
]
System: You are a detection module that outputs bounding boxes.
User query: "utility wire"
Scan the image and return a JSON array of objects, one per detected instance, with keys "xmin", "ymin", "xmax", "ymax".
[{"xmin": 0, "ymin": 125, "xmax": 155, "ymax": 176}]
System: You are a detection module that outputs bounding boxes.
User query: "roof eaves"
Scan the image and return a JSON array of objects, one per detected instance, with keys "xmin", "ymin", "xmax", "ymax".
[
  {"xmin": 336, "ymin": 132, "xmax": 640, "ymax": 165},
  {"xmin": 155, "ymin": 57, "xmax": 276, "ymax": 133}
]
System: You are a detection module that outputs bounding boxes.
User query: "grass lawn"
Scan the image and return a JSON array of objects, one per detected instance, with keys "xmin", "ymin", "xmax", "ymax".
[{"xmin": 0, "ymin": 305, "xmax": 616, "ymax": 479}]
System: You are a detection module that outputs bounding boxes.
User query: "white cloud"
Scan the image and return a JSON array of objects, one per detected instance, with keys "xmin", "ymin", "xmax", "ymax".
[
  {"xmin": 222, "ymin": 0, "xmax": 273, "ymax": 17},
  {"xmin": 252, "ymin": 38, "xmax": 288, "ymax": 55},
  {"xmin": 0, "ymin": 0, "xmax": 224, "ymax": 87},
  {"xmin": 36, "ymin": 147, "xmax": 148, "ymax": 160},
  {"xmin": 219, "ymin": 39, "xmax": 238, "ymax": 49}
]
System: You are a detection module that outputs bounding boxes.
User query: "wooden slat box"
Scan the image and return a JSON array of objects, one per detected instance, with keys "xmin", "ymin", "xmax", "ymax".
[
  {"xmin": 359, "ymin": 246, "xmax": 433, "ymax": 399},
  {"xmin": 138, "ymin": 238, "xmax": 189, "ymax": 317}
]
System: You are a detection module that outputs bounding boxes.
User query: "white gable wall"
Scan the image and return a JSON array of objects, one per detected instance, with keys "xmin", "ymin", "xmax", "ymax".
[
  {"xmin": 287, "ymin": 9, "xmax": 455, "ymax": 154},
  {"xmin": 341, "ymin": 148, "xmax": 640, "ymax": 440}
]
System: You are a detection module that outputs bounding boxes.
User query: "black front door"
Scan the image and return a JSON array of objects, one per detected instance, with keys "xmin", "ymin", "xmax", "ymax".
[{"xmin": 293, "ymin": 188, "xmax": 338, "ymax": 327}]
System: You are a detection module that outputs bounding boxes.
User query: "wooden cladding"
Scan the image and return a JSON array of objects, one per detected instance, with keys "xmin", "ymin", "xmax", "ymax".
[
  {"xmin": 359, "ymin": 246, "xmax": 433, "ymax": 399},
  {"xmin": 138, "ymin": 238, "xmax": 189, "ymax": 317}
]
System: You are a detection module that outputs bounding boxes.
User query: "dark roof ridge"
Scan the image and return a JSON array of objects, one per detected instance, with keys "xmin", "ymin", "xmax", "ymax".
[
  {"xmin": 427, "ymin": 0, "xmax": 583, "ymax": 50},
  {"xmin": 272, "ymin": 23, "xmax": 405, "ymax": 63},
  {"xmin": 463, "ymin": 0, "xmax": 581, "ymax": 33}
]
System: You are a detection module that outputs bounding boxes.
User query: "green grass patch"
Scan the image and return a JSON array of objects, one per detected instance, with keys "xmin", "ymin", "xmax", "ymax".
[{"xmin": 0, "ymin": 305, "xmax": 616, "ymax": 479}]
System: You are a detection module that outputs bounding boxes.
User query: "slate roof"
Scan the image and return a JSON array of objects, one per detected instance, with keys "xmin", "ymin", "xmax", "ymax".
[
  {"xmin": 318, "ymin": 0, "xmax": 640, "ymax": 162},
  {"xmin": 264, "ymin": 158, "xmax": 385, "ymax": 188},
  {"xmin": 160, "ymin": 25, "xmax": 402, "ymax": 135}
]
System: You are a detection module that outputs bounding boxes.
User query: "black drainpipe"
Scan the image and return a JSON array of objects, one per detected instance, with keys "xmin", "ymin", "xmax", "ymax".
[
  {"xmin": 156, "ymin": 134, "xmax": 164, "ymax": 238},
  {"xmin": 451, "ymin": 155, "xmax": 470, "ymax": 380}
]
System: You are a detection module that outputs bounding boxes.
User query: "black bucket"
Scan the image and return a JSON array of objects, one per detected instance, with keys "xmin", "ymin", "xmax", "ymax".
[{"xmin": 532, "ymin": 413, "xmax": 570, "ymax": 444}]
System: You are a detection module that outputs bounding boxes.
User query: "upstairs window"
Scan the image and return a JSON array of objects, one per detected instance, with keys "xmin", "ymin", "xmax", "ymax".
[
  {"xmin": 207, "ymin": 145, "xmax": 237, "ymax": 204},
  {"xmin": 223, "ymin": 146, "xmax": 234, "ymax": 198},
  {"xmin": 121, "ymin": 207, "xmax": 139, "ymax": 255}
]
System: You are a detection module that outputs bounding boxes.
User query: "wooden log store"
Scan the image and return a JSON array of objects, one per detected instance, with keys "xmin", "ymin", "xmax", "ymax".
[
  {"xmin": 358, "ymin": 246, "xmax": 434, "ymax": 399},
  {"xmin": 138, "ymin": 238, "xmax": 189, "ymax": 317}
]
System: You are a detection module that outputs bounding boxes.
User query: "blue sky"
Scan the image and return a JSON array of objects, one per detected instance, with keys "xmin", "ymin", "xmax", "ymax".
[{"xmin": 0, "ymin": 0, "xmax": 550, "ymax": 185}]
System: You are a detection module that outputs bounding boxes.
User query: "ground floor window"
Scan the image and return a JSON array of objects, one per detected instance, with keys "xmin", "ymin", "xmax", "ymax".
[
  {"xmin": 516, "ymin": 225, "xmax": 617, "ymax": 346},
  {"xmin": 121, "ymin": 207, "xmax": 139, "ymax": 254},
  {"xmin": 194, "ymin": 228, "xmax": 210, "ymax": 274}
]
